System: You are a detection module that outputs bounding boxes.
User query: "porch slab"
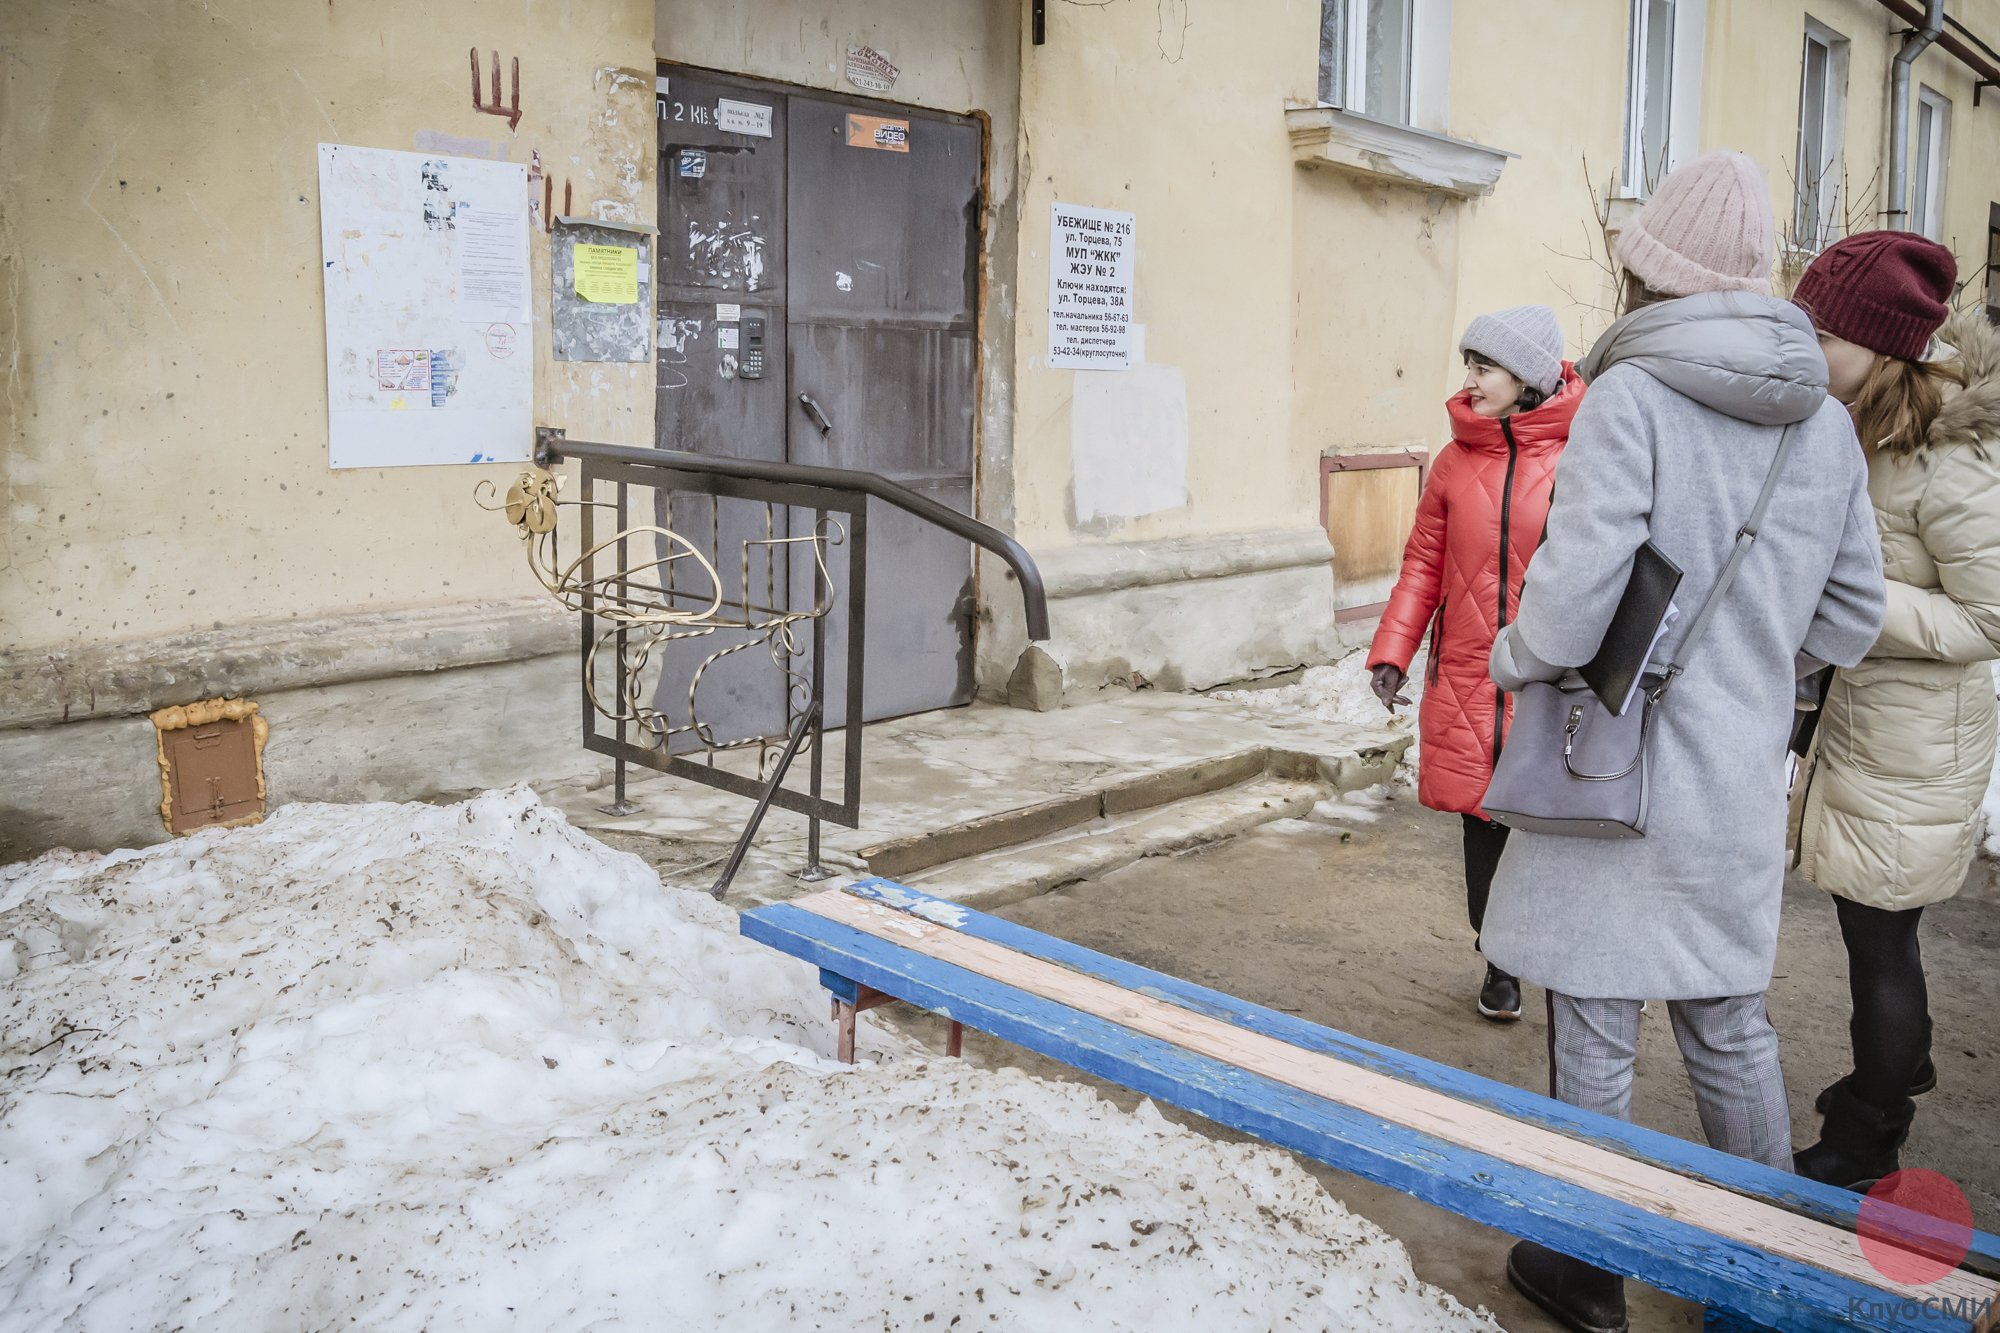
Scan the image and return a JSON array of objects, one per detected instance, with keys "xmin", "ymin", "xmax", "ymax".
[{"xmin": 552, "ymin": 688, "xmax": 1408, "ymax": 908}]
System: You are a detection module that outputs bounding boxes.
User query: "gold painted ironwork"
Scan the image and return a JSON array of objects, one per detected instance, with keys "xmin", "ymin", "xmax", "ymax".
[{"xmin": 480, "ymin": 468, "xmax": 843, "ymax": 775}]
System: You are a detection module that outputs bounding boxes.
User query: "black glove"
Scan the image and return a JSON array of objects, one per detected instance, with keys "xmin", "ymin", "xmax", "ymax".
[{"xmin": 1370, "ymin": 663, "xmax": 1411, "ymax": 711}]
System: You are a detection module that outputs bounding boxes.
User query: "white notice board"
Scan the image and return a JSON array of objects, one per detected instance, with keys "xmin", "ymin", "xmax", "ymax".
[
  {"xmin": 1048, "ymin": 202, "xmax": 1136, "ymax": 370},
  {"xmin": 318, "ymin": 144, "xmax": 532, "ymax": 469}
]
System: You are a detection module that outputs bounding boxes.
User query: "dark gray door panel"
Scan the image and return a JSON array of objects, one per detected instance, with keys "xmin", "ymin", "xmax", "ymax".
[
  {"xmin": 652, "ymin": 66, "xmax": 983, "ymax": 740},
  {"xmin": 784, "ymin": 97, "xmax": 980, "ymax": 326}
]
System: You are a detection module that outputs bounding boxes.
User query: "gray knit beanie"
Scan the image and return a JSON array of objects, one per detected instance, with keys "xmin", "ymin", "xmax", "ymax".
[{"xmin": 1458, "ymin": 305, "xmax": 1565, "ymax": 397}]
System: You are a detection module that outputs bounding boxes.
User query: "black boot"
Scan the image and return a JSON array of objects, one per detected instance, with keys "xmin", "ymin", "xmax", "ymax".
[
  {"xmin": 1795, "ymin": 1083, "xmax": 1916, "ymax": 1192},
  {"xmin": 1812, "ymin": 1056, "xmax": 1936, "ymax": 1114},
  {"xmin": 1477, "ymin": 963, "xmax": 1522, "ymax": 1022},
  {"xmin": 1507, "ymin": 1240, "xmax": 1628, "ymax": 1333}
]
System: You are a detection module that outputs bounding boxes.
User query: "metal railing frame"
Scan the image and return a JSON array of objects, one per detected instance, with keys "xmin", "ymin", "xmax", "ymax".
[{"xmin": 534, "ymin": 427, "xmax": 1049, "ymax": 895}]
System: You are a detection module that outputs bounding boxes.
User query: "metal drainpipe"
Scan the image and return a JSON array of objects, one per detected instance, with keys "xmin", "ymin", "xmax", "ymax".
[{"xmin": 1888, "ymin": 0, "xmax": 1947, "ymax": 231}]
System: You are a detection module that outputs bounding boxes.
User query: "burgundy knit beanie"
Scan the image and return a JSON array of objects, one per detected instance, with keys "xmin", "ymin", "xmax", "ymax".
[{"xmin": 1792, "ymin": 231, "xmax": 1957, "ymax": 361}]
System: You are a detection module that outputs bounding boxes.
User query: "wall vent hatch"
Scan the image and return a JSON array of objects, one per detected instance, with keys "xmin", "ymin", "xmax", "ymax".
[{"xmin": 150, "ymin": 698, "xmax": 269, "ymax": 835}]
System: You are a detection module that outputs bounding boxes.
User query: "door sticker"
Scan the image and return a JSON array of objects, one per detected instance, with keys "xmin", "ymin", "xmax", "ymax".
[
  {"xmin": 676, "ymin": 149, "xmax": 707, "ymax": 179},
  {"xmin": 716, "ymin": 98, "xmax": 774, "ymax": 138},
  {"xmin": 846, "ymin": 113, "xmax": 910, "ymax": 153}
]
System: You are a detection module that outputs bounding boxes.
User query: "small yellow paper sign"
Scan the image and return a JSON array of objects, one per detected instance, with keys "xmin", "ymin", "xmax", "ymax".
[{"xmin": 573, "ymin": 244, "xmax": 638, "ymax": 304}]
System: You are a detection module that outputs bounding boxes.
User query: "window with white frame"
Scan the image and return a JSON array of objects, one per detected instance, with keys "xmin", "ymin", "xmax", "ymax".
[
  {"xmin": 1913, "ymin": 86, "xmax": 1951, "ymax": 241},
  {"xmin": 1794, "ymin": 20, "xmax": 1850, "ymax": 250},
  {"xmin": 1623, "ymin": 0, "xmax": 1676, "ymax": 195},
  {"xmin": 1319, "ymin": 0, "xmax": 1415, "ymax": 124},
  {"xmin": 1617, "ymin": 0, "xmax": 1705, "ymax": 199}
]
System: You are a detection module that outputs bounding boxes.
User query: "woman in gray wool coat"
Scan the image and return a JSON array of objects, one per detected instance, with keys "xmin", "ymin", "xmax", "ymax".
[{"xmin": 1481, "ymin": 152, "xmax": 1887, "ymax": 1333}]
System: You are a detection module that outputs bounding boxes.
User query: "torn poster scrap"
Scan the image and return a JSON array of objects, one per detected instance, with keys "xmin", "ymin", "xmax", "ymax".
[{"xmin": 845, "ymin": 44, "xmax": 900, "ymax": 93}]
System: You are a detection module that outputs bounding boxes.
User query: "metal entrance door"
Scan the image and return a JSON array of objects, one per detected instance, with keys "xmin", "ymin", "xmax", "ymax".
[{"xmin": 655, "ymin": 68, "xmax": 981, "ymax": 741}]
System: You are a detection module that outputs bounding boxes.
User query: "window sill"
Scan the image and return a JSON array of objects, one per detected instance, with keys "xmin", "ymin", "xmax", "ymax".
[
  {"xmin": 1284, "ymin": 104, "xmax": 1516, "ymax": 199},
  {"xmin": 1603, "ymin": 195, "xmax": 1644, "ymax": 243}
]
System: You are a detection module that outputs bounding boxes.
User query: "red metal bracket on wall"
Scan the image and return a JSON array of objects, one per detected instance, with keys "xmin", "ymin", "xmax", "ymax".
[{"xmin": 471, "ymin": 48, "xmax": 523, "ymax": 130}]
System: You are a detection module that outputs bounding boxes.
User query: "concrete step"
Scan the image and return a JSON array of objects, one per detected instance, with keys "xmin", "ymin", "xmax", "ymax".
[
  {"xmin": 854, "ymin": 741, "xmax": 1397, "ymax": 881},
  {"xmin": 855, "ymin": 749, "xmax": 1268, "ymax": 879},
  {"xmin": 899, "ymin": 772, "xmax": 1328, "ymax": 910}
]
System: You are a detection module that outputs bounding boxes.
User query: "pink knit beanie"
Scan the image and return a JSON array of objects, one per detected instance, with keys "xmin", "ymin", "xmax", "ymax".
[{"xmin": 1613, "ymin": 151, "xmax": 1776, "ymax": 297}]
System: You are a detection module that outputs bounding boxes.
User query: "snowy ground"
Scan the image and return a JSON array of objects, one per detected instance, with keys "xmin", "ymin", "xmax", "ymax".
[
  {"xmin": 0, "ymin": 788, "xmax": 1495, "ymax": 1331},
  {"xmin": 1229, "ymin": 653, "xmax": 2000, "ymax": 859},
  {"xmin": 1215, "ymin": 649, "xmax": 1428, "ymax": 788}
]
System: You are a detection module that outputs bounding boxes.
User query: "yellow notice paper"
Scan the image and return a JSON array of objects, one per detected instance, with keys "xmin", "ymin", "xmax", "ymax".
[{"xmin": 573, "ymin": 244, "xmax": 639, "ymax": 304}]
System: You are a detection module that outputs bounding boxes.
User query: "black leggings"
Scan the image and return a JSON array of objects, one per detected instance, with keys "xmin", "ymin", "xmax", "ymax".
[
  {"xmin": 1462, "ymin": 814, "xmax": 1510, "ymax": 948},
  {"xmin": 1835, "ymin": 895, "xmax": 1930, "ymax": 1109}
]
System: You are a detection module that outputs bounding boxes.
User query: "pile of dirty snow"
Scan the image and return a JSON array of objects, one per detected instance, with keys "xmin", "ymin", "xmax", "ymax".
[
  {"xmin": 1216, "ymin": 650, "xmax": 1426, "ymax": 786},
  {"xmin": 0, "ymin": 788, "xmax": 1494, "ymax": 1331}
]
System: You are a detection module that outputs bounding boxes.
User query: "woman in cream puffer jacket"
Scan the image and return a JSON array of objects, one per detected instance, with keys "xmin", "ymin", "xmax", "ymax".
[{"xmin": 1789, "ymin": 231, "xmax": 2000, "ymax": 1190}]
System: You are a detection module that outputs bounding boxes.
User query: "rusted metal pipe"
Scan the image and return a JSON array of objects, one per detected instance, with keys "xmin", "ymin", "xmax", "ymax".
[{"xmin": 1878, "ymin": 0, "xmax": 2000, "ymax": 104}]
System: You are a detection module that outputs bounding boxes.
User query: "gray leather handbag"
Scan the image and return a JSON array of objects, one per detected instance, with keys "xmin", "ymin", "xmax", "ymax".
[{"xmin": 1481, "ymin": 424, "xmax": 1798, "ymax": 839}]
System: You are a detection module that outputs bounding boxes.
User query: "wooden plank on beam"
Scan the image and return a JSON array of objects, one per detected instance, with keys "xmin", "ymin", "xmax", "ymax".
[
  {"xmin": 841, "ymin": 879, "xmax": 2000, "ymax": 1273},
  {"xmin": 789, "ymin": 889, "xmax": 2000, "ymax": 1317},
  {"xmin": 741, "ymin": 901, "xmax": 1984, "ymax": 1333}
]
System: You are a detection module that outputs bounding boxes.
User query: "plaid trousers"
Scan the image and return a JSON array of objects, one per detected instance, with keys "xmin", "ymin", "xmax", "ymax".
[{"xmin": 1546, "ymin": 991, "xmax": 1793, "ymax": 1171}]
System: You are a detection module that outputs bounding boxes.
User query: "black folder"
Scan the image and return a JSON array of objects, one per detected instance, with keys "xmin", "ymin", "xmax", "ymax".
[{"xmin": 1579, "ymin": 541, "xmax": 1683, "ymax": 716}]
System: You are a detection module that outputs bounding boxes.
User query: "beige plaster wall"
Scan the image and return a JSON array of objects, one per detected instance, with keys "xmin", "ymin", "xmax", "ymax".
[
  {"xmin": 1011, "ymin": 0, "xmax": 1324, "ymax": 549},
  {"xmin": 1704, "ymin": 1, "xmax": 2000, "ymax": 298},
  {"xmin": 1704, "ymin": 0, "xmax": 1898, "ymax": 259},
  {"xmin": 1291, "ymin": 176, "xmax": 1460, "ymax": 461},
  {"xmin": 1447, "ymin": 0, "xmax": 1630, "ymax": 369},
  {"xmin": 0, "ymin": 0, "xmax": 657, "ymax": 656},
  {"xmin": 1924, "ymin": 5, "xmax": 2000, "ymax": 296}
]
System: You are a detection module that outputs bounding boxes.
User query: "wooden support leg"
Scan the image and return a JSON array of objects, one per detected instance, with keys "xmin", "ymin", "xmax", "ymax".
[
  {"xmin": 946, "ymin": 1020, "xmax": 963, "ymax": 1058},
  {"xmin": 835, "ymin": 1000, "xmax": 857, "ymax": 1064}
]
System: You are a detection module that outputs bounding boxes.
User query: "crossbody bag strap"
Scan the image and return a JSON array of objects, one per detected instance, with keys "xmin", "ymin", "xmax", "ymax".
[{"xmin": 1655, "ymin": 421, "xmax": 1800, "ymax": 694}]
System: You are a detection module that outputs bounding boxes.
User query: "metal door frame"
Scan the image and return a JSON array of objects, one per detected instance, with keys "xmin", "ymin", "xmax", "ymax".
[{"xmin": 656, "ymin": 60, "xmax": 992, "ymax": 675}]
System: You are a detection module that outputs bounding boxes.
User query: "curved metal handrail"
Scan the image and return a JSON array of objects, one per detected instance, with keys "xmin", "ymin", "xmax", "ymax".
[{"xmin": 535, "ymin": 428, "xmax": 1050, "ymax": 641}]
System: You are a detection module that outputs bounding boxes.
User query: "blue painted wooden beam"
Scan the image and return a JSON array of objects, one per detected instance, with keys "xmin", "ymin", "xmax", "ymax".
[
  {"xmin": 818, "ymin": 968, "xmax": 863, "ymax": 1006},
  {"xmin": 839, "ymin": 878, "xmax": 2000, "ymax": 1277},
  {"xmin": 743, "ymin": 900, "xmax": 1985, "ymax": 1333}
]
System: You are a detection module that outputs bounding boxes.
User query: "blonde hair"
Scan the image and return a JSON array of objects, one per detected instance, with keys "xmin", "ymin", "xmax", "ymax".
[
  {"xmin": 1851, "ymin": 354, "xmax": 1963, "ymax": 457},
  {"xmin": 1620, "ymin": 272, "xmax": 1675, "ymax": 315}
]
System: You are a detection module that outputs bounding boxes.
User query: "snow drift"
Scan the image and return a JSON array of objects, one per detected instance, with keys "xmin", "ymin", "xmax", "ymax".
[
  {"xmin": 1216, "ymin": 650, "xmax": 1427, "ymax": 787},
  {"xmin": 1, "ymin": 788, "xmax": 1493, "ymax": 1330}
]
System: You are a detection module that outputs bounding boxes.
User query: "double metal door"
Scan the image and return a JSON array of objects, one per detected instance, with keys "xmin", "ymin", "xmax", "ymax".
[{"xmin": 654, "ymin": 67, "xmax": 981, "ymax": 746}]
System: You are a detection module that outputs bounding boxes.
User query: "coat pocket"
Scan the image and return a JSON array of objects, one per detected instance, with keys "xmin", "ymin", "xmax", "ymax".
[
  {"xmin": 1831, "ymin": 660, "xmax": 1968, "ymax": 781},
  {"xmin": 1426, "ymin": 599, "xmax": 1446, "ymax": 686}
]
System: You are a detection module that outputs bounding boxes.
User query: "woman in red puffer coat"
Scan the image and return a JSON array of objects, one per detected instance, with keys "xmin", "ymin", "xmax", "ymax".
[{"xmin": 1367, "ymin": 305, "xmax": 1583, "ymax": 1023}]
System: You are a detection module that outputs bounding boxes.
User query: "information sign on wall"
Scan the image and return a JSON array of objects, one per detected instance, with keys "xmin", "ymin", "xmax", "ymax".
[
  {"xmin": 317, "ymin": 144, "xmax": 532, "ymax": 468},
  {"xmin": 1047, "ymin": 202, "xmax": 1136, "ymax": 371}
]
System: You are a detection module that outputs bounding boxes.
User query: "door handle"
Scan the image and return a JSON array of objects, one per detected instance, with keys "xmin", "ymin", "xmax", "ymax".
[{"xmin": 796, "ymin": 393, "xmax": 833, "ymax": 435}]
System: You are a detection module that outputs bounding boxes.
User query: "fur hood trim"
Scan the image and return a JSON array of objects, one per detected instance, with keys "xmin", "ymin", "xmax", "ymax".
[{"xmin": 1931, "ymin": 313, "xmax": 2000, "ymax": 453}]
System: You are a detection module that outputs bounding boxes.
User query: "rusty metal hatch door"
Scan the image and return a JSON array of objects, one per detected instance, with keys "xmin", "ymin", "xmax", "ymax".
[{"xmin": 655, "ymin": 66, "xmax": 981, "ymax": 742}]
